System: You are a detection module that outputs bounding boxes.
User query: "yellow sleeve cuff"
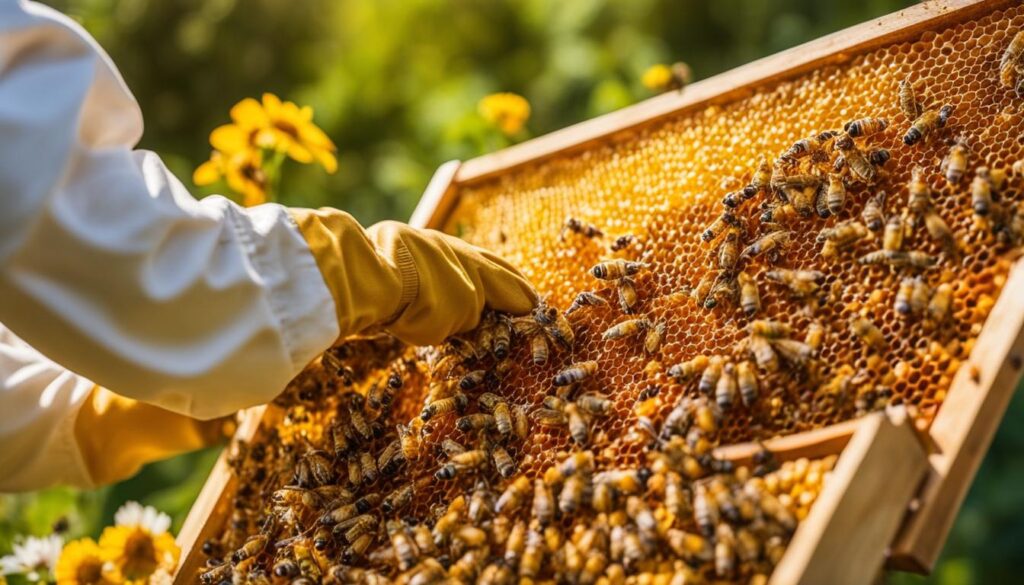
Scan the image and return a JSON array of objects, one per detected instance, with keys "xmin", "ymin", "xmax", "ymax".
[{"xmin": 73, "ymin": 386, "xmax": 227, "ymax": 486}]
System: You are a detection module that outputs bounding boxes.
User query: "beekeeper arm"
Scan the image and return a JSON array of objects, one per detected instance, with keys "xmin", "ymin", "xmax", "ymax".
[
  {"xmin": 0, "ymin": 323, "xmax": 227, "ymax": 491},
  {"xmin": 0, "ymin": 0, "xmax": 536, "ymax": 431}
]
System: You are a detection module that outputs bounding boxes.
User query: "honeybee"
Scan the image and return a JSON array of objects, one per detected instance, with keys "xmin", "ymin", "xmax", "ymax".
[
  {"xmin": 617, "ymin": 277, "xmax": 639, "ymax": 313},
  {"xmin": 787, "ymin": 130, "xmax": 839, "ymax": 162},
  {"xmin": 435, "ymin": 449, "xmax": 488, "ymax": 480},
  {"xmin": 898, "ymin": 78, "xmax": 922, "ymax": 120},
  {"xmin": 814, "ymin": 182, "xmax": 832, "ymax": 219},
  {"xmin": 741, "ymin": 230, "xmax": 791, "ymax": 260},
  {"xmin": 834, "ymin": 134, "xmax": 876, "ymax": 184},
  {"xmin": 786, "ymin": 186, "xmax": 814, "ymax": 218},
  {"xmin": 722, "ymin": 190, "xmax": 747, "ymax": 208},
  {"xmin": 818, "ymin": 221, "xmax": 869, "ymax": 258},
  {"xmin": 554, "ymin": 360, "xmax": 599, "ymax": 386},
  {"xmin": 737, "ymin": 360, "xmax": 759, "ymax": 407},
  {"xmin": 844, "ymin": 117, "xmax": 888, "ymax": 138},
  {"xmin": 382, "ymin": 482, "xmax": 415, "ymax": 514},
  {"xmin": 565, "ymin": 403, "xmax": 590, "ymax": 445},
  {"xmin": 591, "ymin": 259, "xmax": 645, "ymax": 280},
  {"xmin": 377, "ymin": 439, "xmax": 405, "ymax": 476},
  {"xmin": 748, "ymin": 319, "xmax": 792, "ymax": 339},
  {"xmin": 693, "ymin": 483, "xmax": 719, "ymax": 537},
  {"xmin": 903, "ymin": 105, "xmax": 953, "ymax": 145},
  {"xmin": 862, "ymin": 190, "xmax": 887, "ymax": 232},
  {"xmin": 825, "ymin": 173, "xmax": 847, "ymax": 215},
  {"xmin": 868, "ymin": 148, "xmax": 891, "ymax": 167},
  {"xmin": 458, "ymin": 369, "xmax": 487, "ymax": 390},
  {"xmin": 456, "ymin": 413, "xmax": 497, "ymax": 432},
  {"xmin": 232, "ymin": 535, "xmax": 268, "ymax": 563},
  {"xmin": 772, "ymin": 338, "xmax": 815, "ymax": 368},
  {"xmin": 749, "ymin": 155, "xmax": 773, "ymax": 195},
  {"xmin": 330, "ymin": 422, "xmax": 351, "ymax": 458},
  {"xmin": 566, "ymin": 291, "xmax": 607, "ymax": 315},
  {"xmin": 533, "ymin": 479, "xmax": 555, "ymax": 525},
  {"xmin": 715, "ymin": 362, "xmax": 738, "ymax": 410},
  {"xmin": 718, "ymin": 229, "xmax": 740, "ymax": 272},
  {"xmin": 520, "ymin": 529, "xmax": 544, "ymax": 579},
  {"xmin": 805, "ymin": 322, "xmax": 825, "ymax": 353},
  {"xmin": 941, "ymin": 137, "xmax": 970, "ymax": 184},
  {"xmin": 478, "ymin": 394, "xmax": 513, "ymax": 436},
  {"xmin": 928, "ymin": 283, "xmax": 954, "ymax": 323},
  {"xmin": 199, "ymin": 561, "xmax": 232, "ymax": 585},
  {"xmin": 761, "ymin": 201, "xmax": 798, "ymax": 224},
  {"xmin": 644, "ymin": 321, "xmax": 666, "ymax": 354},
  {"xmin": 971, "ymin": 168, "xmax": 994, "ymax": 217},
  {"xmin": 1000, "ymin": 31, "xmax": 1024, "ymax": 89},
  {"xmin": 747, "ymin": 334, "xmax": 780, "ymax": 372},
  {"xmin": 512, "ymin": 405, "xmax": 529, "ymax": 439},
  {"xmin": 705, "ymin": 272, "xmax": 739, "ymax": 309},
  {"xmin": 883, "ymin": 213, "xmax": 906, "ymax": 252},
  {"xmin": 491, "ymin": 318, "xmax": 512, "ymax": 359},
  {"xmin": 491, "ymin": 443, "xmax": 516, "ymax": 478},
  {"xmin": 737, "ymin": 272, "xmax": 761, "ymax": 317},
  {"xmin": 702, "ymin": 211, "xmax": 738, "ymax": 242},
  {"xmin": 924, "ymin": 210, "xmax": 958, "ymax": 255},
  {"xmin": 859, "ymin": 249, "xmax": 936, "ymax": 269},
  {"xmin": 559, "ymin": 473, "xmax": 588, "ymax": 514},
  {"xmin": 714, "ymin": 523, "xmax": 737, "ymax": 578},
  {"xmin": 420, "ymin": 393, "xmax": 469, "ymax": 421},
  {"xmin": 851, "ymin": 317, "xmax": 886, "ymax": 350},
  {"xmin": 765, "ymin": 269, "xmax": 824, "ymax": 297},
  {"xmin": 384, "ymin": 520, "xmax": 417, "ymax": 571},
  {"xmin": 908, "ymin": 167, "xmax": 932, "ymax": 214},
  {"xmin": 533, "ymin": 407, "xmax": 567, "ymax": 428},
  {"xmin": 396, "ymin": 423, "xmax": 420, "ymax": 461},
  {"xmin": 698, "ymin": 356, "xmax": 724, "ymax": 395},
  {"xmin": 496, "ymin": 476, "xmax": 531, "ymax": 515},
  {"xmin": 561, "ymin": 217, "xmax": 603, "ymax": 241},
  {"xmin": 609, "ymin": 234, "xmax": 637, "ymax": 252},
  {"xmin": 603, "ymin": 317, "xmax": 650, "ymax": 341},
  {"xmin": 544, "ymin": 309, "xmax": 575, "ymax": 351},
  {"xmin": 668, "ymin": 355, "xmax": 710, "ymax": 382},
  {"xmin": 357, "ymin": 451, "xmax": 377, "ymax": 485},
  {"xmin": 529, "ymin": 332, "xmax": 550, "ymax": 366}
]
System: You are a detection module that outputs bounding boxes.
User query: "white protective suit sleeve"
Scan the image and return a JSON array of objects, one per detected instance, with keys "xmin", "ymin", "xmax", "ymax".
[{"xmin": 0, "ymin": 1, "xmax": 340, "ymax": 420}]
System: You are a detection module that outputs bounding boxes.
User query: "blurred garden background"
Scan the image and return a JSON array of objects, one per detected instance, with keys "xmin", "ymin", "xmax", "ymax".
[{"xmin": 4, "ymin": 0, "xmax": 1023, "ymax": 583}]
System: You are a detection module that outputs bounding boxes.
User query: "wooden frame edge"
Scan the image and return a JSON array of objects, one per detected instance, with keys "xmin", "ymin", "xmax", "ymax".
[
  {"xmin": 714, "ymin": 417, "xmax": 861, "ymax": 466},
  {"xmin": 410, "ymin": 160, "xmax": 461, "ymax": 230},
  {"xmin": 173, "ymin": 406, "xmax": 268, "ymax": 585},
  {"xmin": 770, "ymin": 409, "xmax": 928, "ymax": 585},
  {"xmin": 888, "ymin": 259, "xmax": 1024, "ymax": 572}
]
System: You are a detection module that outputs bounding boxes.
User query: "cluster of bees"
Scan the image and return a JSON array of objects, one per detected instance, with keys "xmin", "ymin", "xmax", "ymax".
[{"xmin": 196, "ymin": 20, "xmax": 1024, "ymax": 585}]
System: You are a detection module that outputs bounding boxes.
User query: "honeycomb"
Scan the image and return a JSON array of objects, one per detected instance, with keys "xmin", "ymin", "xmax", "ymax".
[{"xmin": 197, "ymin": 6, "xmax": 1024, "ymax": 584}]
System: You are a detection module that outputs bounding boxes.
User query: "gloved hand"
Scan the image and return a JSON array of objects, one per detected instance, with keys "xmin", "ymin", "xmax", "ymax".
[{"xmin": 290, "ymin": 208, "xmax": 538, "ymax": 346}]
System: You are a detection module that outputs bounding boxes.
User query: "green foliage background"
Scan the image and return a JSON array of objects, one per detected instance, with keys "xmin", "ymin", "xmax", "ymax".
[{"xmin": 4, "ymin": 1, "xmax": 1022, "ymax": 583}]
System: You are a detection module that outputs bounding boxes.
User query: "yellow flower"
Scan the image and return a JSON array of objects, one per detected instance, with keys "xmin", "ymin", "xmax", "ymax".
[
  {"xmin": 478, "ymin": 92, "xmax": 531, "ymax": 135},
  {"xmin": 55, "ymin": 539, "xmax": 116, "ymax": 585},
  {"xmin": 642, "ymin": 63, "xmax": 673, "ymax": 91},
  {"xmin": 209, "ymin": 93, "xmax": 337, "ymax": 173},
  {"xmin": 99, "ymin": 526, "xmax": 179, "ymax": 585},
  {"xmin": 193, "ymin": 149, "xmax": 268, "ymax": 207}
]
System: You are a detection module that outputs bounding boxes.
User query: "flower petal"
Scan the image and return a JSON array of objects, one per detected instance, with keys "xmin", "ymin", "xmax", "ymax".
[
  {"xmin": 261, "ymin": 93, "xmax": 283, "ymax": 118},
  {"xmin": 192, "ymin": 159, "xmax": 221, "ymax": 185},
  {"xmin": 229, "ymin": 98, "xmax": 269, "ymax": 129},
  {"xmin": 313, "ymin": 148, "xmax": 338, "ymax": 174},
  {"xmin": 209, "ymin": 124, "xmax": 251, "ymax": 153},
  {"xmin": 285, "ymin": 140, "xmax": 314, "ymax": 164}
]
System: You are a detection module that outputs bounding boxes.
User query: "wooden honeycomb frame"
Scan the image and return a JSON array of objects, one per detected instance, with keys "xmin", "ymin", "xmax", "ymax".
[{"xmin": 173, "ymin": 1, "xmax": 1024, "ymax": 582}]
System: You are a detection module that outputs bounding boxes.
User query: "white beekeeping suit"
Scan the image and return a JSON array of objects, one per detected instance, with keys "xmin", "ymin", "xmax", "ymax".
[{"xmin": 0, "ymin": 0, "xmax": 536, "ymax": 490}]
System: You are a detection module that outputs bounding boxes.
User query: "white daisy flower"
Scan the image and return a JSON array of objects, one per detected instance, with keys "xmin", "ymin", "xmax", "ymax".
[
  {"xmin": 114, "ymin": 501, "xmax": 172, "ymax": 535},
  {"xmin": 0, "ymin": 534, "xmax": 63, "ymax": 580}
]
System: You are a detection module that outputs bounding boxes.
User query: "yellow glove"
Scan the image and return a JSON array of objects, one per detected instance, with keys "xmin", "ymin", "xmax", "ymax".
[
  {"xmin": 290, "ymin": 208, "xmax": 537, "ymax": 346},
  {"xmin": 74, "ymin": 387, "xmax": 229, "ymax": 486}
]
